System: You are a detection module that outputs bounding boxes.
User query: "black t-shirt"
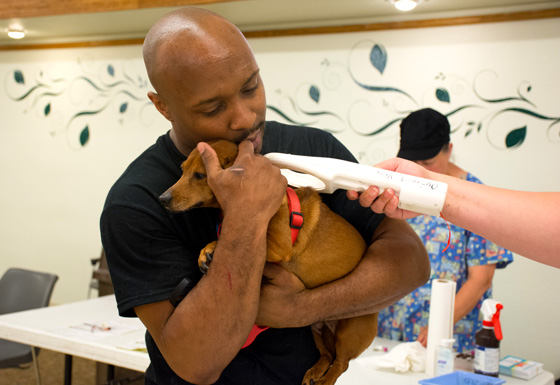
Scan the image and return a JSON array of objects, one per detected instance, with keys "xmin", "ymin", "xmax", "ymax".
[{"xmin": 100, "ymin": 121, "xmax": 384, "ymax": 384}]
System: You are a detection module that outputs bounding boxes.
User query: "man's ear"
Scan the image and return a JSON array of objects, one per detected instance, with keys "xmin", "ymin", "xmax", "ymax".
[
  {"xmin": 446, "ymin": 142, "xmax": 454, "ymax": 160},
  {"xmin": 148, "ymin": 91, "xmax": 173, "ymax": 122}
]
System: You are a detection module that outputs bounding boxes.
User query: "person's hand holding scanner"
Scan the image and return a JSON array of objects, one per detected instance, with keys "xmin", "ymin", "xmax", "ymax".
[{"xmin": 346, "ymin": 157, "xmax": 436, "ymax": 220}]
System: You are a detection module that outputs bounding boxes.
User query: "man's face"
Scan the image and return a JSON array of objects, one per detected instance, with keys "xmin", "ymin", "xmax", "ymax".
[{"xmin": 157, "ymin": 41, "xmax": 267, "ymax": 155}]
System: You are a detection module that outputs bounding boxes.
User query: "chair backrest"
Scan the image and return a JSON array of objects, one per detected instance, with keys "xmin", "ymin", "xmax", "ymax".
[{"xmin": 0, "ymin": 268, "xmax": 58, "ymax": 316}]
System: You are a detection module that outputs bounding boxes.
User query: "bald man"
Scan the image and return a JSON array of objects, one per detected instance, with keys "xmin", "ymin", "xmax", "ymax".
[{"xmin": 101, "ymin": 7, "xmax": 429, "ymax": 385}]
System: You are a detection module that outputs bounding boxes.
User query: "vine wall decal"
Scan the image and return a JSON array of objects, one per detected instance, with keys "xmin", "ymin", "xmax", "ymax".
[
  {"xmin": 266, "ymin": 40, "xmax": 560, "ymax": 154},
  {"xmin": 3, "ymin": 36, "xmax": 559, "ymax": 155},
  {"xmin": 4, "ymin": 58, "xmax": 154, "ymax": 149}
]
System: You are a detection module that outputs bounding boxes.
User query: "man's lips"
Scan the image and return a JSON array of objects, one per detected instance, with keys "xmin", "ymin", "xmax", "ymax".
[
  {"xmin": 240, "ymin": 123, "xmax": 264, "ymax": 151},
  {"xmin": 246, "ymin": 134, "xmax": 261, "ymax": 149}
]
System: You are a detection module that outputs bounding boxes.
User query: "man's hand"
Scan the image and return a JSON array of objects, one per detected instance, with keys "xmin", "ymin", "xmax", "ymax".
[
  {"xmin": 256, "ymin": 263, "xmax": 307, "ymax": 328},
  {"xmin": 198, "ymin": 140, "xmax": 287, "ymax": 221},
  {"xmin": 346, "ymin": 157, "xmax": 433, "ymax": 220}
]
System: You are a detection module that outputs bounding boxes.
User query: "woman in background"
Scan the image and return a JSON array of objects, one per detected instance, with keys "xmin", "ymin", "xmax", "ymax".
[{"xmin": 376, "ymin": 108, "xmax": 513, "ymax": 353}]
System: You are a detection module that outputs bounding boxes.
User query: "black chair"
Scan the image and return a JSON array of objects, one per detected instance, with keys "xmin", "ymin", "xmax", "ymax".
[{"xmin": 0, "ymin": 268, "xmax": 59, "ymax": 385}]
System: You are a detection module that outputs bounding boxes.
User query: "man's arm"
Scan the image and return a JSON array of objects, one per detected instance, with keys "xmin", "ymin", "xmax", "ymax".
[
  {"xmin": 136, "ymin": 141, "xmax": 287, "ymax": 384},
  {"xmin": 347, "ymin": 157, "xmax": 560, "ymax": 268},
  {"xmin": 256, "ymin": 216, "xmax": 430, "ymax": 327}
]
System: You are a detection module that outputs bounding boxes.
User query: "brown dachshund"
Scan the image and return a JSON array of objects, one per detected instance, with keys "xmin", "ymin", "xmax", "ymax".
[{"xmin": 159, "ymin": 140, "xmax": 378, "ymax": 385}]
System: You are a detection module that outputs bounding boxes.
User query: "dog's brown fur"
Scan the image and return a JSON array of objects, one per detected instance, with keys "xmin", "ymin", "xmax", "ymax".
[{"xmin": 160, "ymin": 140, "xmax": 378, "ymax": 385}]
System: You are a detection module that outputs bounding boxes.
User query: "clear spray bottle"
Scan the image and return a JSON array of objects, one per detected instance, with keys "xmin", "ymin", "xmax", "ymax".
[{"xmin": 473, "ymin": 299, "xmax": 503, "ymax": 377}]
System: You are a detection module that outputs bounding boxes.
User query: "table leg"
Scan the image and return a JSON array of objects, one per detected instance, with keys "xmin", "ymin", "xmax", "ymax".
[
  {"xmin": 64, "ymin": 354, "xmax": 72, "ymax": 385},
  {"xmin": 107, "ymin": 364, "xmax": 115, "ymax": 384}
]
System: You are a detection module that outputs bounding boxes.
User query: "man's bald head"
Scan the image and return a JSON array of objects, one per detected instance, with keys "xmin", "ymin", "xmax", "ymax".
[{"xmin": 143, "ymin": 7, "xmax": 250, "ymax": 98}]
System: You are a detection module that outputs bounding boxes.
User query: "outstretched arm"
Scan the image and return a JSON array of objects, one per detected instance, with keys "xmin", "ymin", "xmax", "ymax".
[{"xmin": 347, "ymin": 157, "xmax": 560, "ymax": 269}]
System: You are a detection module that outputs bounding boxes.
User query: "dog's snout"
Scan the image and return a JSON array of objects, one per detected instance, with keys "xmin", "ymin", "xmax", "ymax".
[{"xmin": 159, "ymin": 190, "xmax": 173, "ymax": 207}]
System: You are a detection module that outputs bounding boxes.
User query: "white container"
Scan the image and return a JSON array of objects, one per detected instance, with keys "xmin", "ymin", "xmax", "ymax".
[{"xmin": 435, "ymin": 338, "xmax": 455, "ymax": 376}]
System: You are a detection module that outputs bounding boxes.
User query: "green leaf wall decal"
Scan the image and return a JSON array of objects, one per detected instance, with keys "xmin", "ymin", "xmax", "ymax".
[
  {"xmin": 370, "ymin": 44, "xmax": 387, "ymax": 75},
  {"xmin": 436, "ymin": 88, "xmax": 450, "ymax": 103},
  {"xmin": 505, "ymin": 126, "xmax": 526, "ymax": 148},
  {"xmin": 14, "ymin": 70, "xmax": 25, "ymax": 84},
  {"xmin": 80, "ymin": 126, "xmax": 90, "ymax": 146},
  {"xmin": 309, "ymin": 85, "xmax": 320, "ymax": 103}
]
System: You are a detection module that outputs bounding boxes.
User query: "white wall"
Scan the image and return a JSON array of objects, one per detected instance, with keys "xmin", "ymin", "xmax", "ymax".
[
  {"xmin": 0, "ymin": 46, "xmax": 167, "ymax": 306},
  {"xmin": 1, "ymin": 17, "xmax": 558, "ymax": 378}
]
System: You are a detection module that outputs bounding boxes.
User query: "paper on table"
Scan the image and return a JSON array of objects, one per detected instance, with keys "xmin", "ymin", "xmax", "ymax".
[
  {"xmin": 118, "ymin": 340, "xmax": 148, "ymax": 353},
  {"xmin": 425, "ymin": 279, "xmax": 456, "ymax": 377},
  {"xmin": 356, "ymin": 341, "xmax": 426, "ymax": 373},
  {"xmin": 54, "ymin": 319, "xmax": 141, "ymax": 341}
]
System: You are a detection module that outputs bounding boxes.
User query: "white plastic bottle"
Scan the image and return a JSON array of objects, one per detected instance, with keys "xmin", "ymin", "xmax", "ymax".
[{"xmin": 435, "ymin": 338, "xmax": 455, "ymax": 376}]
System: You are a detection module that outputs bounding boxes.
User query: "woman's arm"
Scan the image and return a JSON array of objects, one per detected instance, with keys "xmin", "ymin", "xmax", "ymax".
[
  {"xmin": 347, "ymin": 157, "xmax": 560, "ymax": 269},
  {"xmin": 453, "ymin": 264, "xmax": 496, "ymax": 324}
]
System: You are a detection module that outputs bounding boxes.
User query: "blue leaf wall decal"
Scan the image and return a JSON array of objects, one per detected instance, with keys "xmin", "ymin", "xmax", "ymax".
[
  {"xmin": 505, "ymin": 126, "xmax": 526, "ymax": 148},
  {"xmin": 436, "ymin": 88, "xmax": 451, "ymax": 103},
  {"xmin": 80, "ymin": 126, "xmax": 90, "ymax": 146},
  {"xmin": 370, "ymin": 44, "xmax": 387, "ymax": 75},
  {"xmin": 14, "ymin": 70, "xmax": 25, "ymax": 84},
  {"xmin": 309, "ymin": 85, "xmax": 320, "ymax": 103},
  {"xmin": 120, "ymin": 102, "xmax": 128, "ymax": 113},
  {"xmin": 108, "ymin": 65, "xmax": 115, "ymax": 76},
  {"xmin": 44, "ymin": 103, "xmax": 51, "ymax": 116}
]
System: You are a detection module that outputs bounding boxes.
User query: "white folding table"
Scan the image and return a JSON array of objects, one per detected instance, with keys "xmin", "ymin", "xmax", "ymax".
[
  {"xmin": 0, "ymin": 295, "xmax": 555, "ymax": 385},
  {"xmin": 0, "ymin": 295, "xmax": 148, "ymax": 384}
]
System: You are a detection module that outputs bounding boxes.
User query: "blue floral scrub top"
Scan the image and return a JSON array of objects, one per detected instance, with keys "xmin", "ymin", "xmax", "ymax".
[{"xmin": 377, "ymin": 173, "xmax": 513, "ymax": 353}]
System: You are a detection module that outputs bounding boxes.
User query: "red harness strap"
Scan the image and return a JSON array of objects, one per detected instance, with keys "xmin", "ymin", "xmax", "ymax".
[
  {"xmin": 240, "ymin": 188, "xmax": 302, "ymax": 349},
  {"xmin": 216, "ymin": 188, "xmax": 302, "ymax": 244},
  {"xmin": 286, "ymin": 187, "xmax": 303, "ymax": 244}
]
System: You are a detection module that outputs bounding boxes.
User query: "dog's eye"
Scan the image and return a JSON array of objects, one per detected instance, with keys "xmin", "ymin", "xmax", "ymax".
[{"xmin": 194, "ymin": 172, "xmax": 206, "ymax": 180}]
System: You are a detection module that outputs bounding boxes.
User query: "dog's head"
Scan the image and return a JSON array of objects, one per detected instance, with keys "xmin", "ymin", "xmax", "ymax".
[{"xmin": 159, "ymin": 140, "xmax": 238, "ymax": 212}]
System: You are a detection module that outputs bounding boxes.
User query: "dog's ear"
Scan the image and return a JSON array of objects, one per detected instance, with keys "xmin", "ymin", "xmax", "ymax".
[{"xmin": 210, "ymin": 140, "xmax": 239, "ymax": 169}]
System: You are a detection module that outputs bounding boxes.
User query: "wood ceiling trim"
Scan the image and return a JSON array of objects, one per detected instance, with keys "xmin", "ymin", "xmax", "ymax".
[
  {"xmin": 0, "ymin": 0, "xmax": 242, "ymax": 19},
  {"xmin": 1, "ymin": 8, "xmax": 559, "ymax": 51},
  {"xmin": 244, "ymin": 8, "xmax": 560, "ymax": 38}
]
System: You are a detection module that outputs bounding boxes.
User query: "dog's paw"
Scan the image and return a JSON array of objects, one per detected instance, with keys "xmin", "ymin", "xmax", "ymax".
[
  {"xmin": 199, "ymin": 252, "xmax": 213, "ymax": 274},
  {"xmin": 301, "ymin": 357, "xmax": 333, "ymax": 385},
  {"xmin": 199, "ymin": 242, "xmax": 217, "ymax": 274}
]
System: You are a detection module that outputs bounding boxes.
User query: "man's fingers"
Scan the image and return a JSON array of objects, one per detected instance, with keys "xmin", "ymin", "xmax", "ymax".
[
  {"xmin": 197, "ymin": 142, "xmax": 222, "ymax": 176},
  {"xmin": 262, "ymin": 263, "xmax": 286, "ymax": 284},
  {"xmin": 237, "ymin": 140, "xmax": 255, "ymax": 156},
  {"xmin": 262, "ymin": 263, "xmax": 305, "ymax": 290}
]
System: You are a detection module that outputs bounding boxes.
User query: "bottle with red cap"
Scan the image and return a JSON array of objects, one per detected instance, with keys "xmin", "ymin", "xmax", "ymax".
[{"xmin": 473, "ymin": 299, "xmax": 503, "ymax": 377}]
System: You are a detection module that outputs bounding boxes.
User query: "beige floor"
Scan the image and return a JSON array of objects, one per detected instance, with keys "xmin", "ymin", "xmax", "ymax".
[{"xmin": 0, "ymin": 348, "xmax": 143, "ymax": 385}]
